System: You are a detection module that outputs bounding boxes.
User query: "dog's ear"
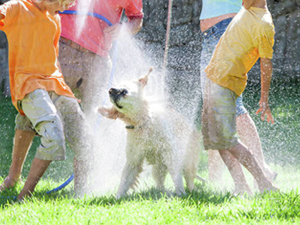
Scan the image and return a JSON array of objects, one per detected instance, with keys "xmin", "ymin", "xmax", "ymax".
[
  {"xmin": 98, "ymin": 106, "xmax": 121, "ymax": 120},
  {"xmin": 138, "ymin": 67, "xmax": 153, "ymax": 87}
]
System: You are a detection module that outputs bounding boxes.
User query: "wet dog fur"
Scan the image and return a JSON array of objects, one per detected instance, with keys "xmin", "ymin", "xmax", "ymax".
[{"xmin": 99, "ymin": 68, "xmax": 202, "ymax": 198}]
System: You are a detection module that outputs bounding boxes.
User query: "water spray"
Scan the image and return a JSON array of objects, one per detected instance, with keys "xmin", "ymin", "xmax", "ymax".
[
  {"xmin": 47, "ymin": 11, "xmax": 115, "ymax": 194},
  {"xmin": 163, "ymin": 0, "xmax": 173, "ymax": 71},
  {"xmin": 48, "ymin": 1, "xmax": 206, "ymax": 195},
  {"xmin": 49, "ymin": 0, "xmax": 174, "ymax": 194},
  {"xmin": 162, "ymin": 0, "xmax": 206, "ymax": 184}
]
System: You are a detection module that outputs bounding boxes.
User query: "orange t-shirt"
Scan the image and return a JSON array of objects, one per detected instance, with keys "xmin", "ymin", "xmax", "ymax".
[{"xmin": 0, "ymin": 0, "xmax": 75, "ymax": 114}]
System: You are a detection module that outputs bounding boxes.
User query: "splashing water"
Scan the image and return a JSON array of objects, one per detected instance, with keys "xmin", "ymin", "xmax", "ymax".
[
  {"xmin": 76, "ymin": 12, "xmax": 206, "ymax": 195},
  {"xmin": 63, "ymin": 0, "xmax": 208, "ymax": 196},
  {"xmin": 85, "ymin": 24, "xmax": 171, "ymax": 196},
  {"xmin": 75, "ymin": 0, "xmax": 94, "ymax": 39},
  {"xmin": 50, "ymin": 0, "xmax": 214, "ymax": 196}
]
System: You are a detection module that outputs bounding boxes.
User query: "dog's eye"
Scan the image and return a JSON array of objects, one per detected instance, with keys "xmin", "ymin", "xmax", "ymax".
[{"xmin": 120, "ymin": 89, "xmax": 128, "ymax": 96}]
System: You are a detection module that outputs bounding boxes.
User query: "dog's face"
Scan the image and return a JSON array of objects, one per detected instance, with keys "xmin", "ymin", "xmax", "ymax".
[
  {"xmin": 98, "ymin": 68, "xmax": 153, "ymax": 121},
  {"xmin": 108, "ymin": 68, "xmax": 152, "ymax": 116},
  {"xmin": 109, "ymin": 81, "xmax": 144, "ymax": 114}
]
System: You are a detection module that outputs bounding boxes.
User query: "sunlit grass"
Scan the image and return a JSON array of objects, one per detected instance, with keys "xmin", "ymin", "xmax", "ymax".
[{"xmin": 0, "ymin": 182, "xmax": 299, "ymax": 224}]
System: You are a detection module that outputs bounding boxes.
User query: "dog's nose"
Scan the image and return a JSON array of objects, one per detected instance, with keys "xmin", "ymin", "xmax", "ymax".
[{"xmin": 109, "ymin": 88, "xmax": 118, "ymax": 96}]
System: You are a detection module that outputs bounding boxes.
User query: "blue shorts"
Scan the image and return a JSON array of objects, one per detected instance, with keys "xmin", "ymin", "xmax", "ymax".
[
  {"xmin": 235, "ymin": 94, "xmax": 247, "ymax": 116},
  {"xmin": 200, "ymin": 18, "xmax": 247, "ymax": 117}
]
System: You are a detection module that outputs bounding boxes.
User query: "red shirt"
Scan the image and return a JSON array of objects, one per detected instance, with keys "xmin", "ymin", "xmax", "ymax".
[{"xmin": 60, "ymin": 0, "xmax": 144, "ymax": 57}]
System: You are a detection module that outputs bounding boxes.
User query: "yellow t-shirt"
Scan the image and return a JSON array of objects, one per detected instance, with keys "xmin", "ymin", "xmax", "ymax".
[
  {"xmin": 205, "ymin": 7, "xmax": 275, "ymax": 96},
  {"xmin": 0, "ymin": 0, "xmax": 75, "ymax": 114}
]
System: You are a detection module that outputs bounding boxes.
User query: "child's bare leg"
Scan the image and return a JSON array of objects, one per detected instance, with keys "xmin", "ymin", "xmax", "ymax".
[
  {"xmin": 0, "ymin": 129, "xmax": 35, "ymax": 191},
  {"xmin": 73, "ymin": 157, "xmax": 90, "ymax": 197},
  {"xmin": 53, "ymin": 94, "xmax": 93, "ymax": 196},
  {"xmin": 208, "ymin": 150, "xmax": 225, "ymax": 184},
  {"xmin": 218, "ymin": 150, "xmax": 252, "ymax": 195},
  {"xmin": 227, "ymin": 141, "xmax": 278, "ymax": 193},
  {"xmin": 237, "ymin": 113, "xmax": 275, "ymax": 179},
  {"xmin": 17, "ymin": 158, "xmax": 51, "ymax": 201}
]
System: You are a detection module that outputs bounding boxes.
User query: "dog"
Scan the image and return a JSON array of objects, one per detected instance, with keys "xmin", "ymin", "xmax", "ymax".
[{"xmin": 98, "ymin": 68, "xmax": 203, "ymax": 198}]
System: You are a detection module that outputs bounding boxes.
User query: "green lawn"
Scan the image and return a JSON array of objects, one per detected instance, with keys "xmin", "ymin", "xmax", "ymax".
[
  {"xmin": 0, "ymin": 82, "xmax": 299, "ymax": 224},
  {"xmin": 0, "ymin": 183, "xmax": 299, "ymax": 224}
]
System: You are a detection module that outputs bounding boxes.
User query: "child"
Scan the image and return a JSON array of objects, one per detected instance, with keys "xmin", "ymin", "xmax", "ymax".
[
  {"xmin": 0, "ymin": 0, "xmax": 144, "ymax": 195},
  {"xmin": 201, "ymin": 0, "xmax": 278, "ymax": 193},
  {"xmin": 0, "ymin": 0, "xmax": 92, "ymax": 200}
]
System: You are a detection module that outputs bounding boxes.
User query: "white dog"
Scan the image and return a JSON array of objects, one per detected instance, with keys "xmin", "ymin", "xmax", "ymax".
[{"xmin": 99, "ymin": 68, "xmax": 203, "ymax": 198}]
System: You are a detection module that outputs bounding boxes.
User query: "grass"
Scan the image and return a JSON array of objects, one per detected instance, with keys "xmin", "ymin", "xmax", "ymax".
[
  {"xmin": 0, "ymin": 82, "xmax": 300, "ymax": 224},
  {"xmin": 0, "ymin": 185, "xmax": 299, "ymax": 224}
]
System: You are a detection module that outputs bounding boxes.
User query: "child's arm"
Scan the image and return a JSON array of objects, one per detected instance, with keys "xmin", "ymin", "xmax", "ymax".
[
  {"xmin": 0, "ymin": 12, "xmax": 4, "ymax": 20},
  {"xmin": 255, "ymin": 58, "xmax": 274, "ymax": 124},
  {"xmin": 243, "ymin": 0, "xmax": 255, "ymax": 9},
  {"xmin": 243, "ymin": 0, "xmax": 266, "ymax": 9},
  {"xmin": 103, "ymin": 18, "xmax": 143, "ymax": 41}
]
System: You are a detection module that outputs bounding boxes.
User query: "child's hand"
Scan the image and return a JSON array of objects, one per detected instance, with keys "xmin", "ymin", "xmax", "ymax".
[
  {"xmin": 103, "ymin": 23, "xmax": 122, "ymax": 42},
  {"xmin": 255, "ymin": 101, "xmax": 274, "ymax": 124}
]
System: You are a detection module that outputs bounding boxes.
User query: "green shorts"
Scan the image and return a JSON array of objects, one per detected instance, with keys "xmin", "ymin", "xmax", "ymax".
[
  {"xmin": 15, "ymin": 113, "xmax": 34, "ymax": 131},
  {"xmin": 201, "ymin": 78, "xmax": 239, "ymax": 150},
  {"xmin": 17, "ymin": 89, "xmax": 91, "ymax": 161}
]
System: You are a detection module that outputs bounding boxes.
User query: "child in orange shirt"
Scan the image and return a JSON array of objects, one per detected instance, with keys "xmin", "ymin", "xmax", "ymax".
[{"xmin": 0, "ymin": 0, "xmax": 91, "ymax": 200}]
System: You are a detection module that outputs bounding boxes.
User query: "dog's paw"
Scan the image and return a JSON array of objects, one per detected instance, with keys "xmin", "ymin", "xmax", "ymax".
[
  {"xmin": 98, "ymin": 106, "xmax": 120, "ymax": 120},
  {"xmin": 98, "ymin": 107, "xmax": 108, "ymax": 116}
]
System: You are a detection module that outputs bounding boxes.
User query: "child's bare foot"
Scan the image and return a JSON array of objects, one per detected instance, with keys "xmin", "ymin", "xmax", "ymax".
[
  {"xmin": 17, "ymin": 191, "xmax": 31, "ymax": 202},
  {"xmin": 258, "ymin": 178, "xmax": 279, "ymax": 194},
  {"xmin": 0, "ymin": 176, "xmax": 21, "ymax": 192},
  {"xmin": 271, "ymin": 171, "xmax": 278, "ymax": 181},
  {"xmin": 234, "ymin": 185, "xmax": 253, "ymax": 196},
  {"xmin": 253, "ymin": 171, "xmax": 278, "ymax": 190}
]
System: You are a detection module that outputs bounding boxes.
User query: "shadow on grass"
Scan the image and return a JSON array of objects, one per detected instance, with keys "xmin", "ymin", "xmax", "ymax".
[
  {"xmin": 0, "ymin": 181, "xmax": 235, "ymax": 209},
  {"xmin": 1, "ymin": 177, "xmax": 300, "ymax": 223}
]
